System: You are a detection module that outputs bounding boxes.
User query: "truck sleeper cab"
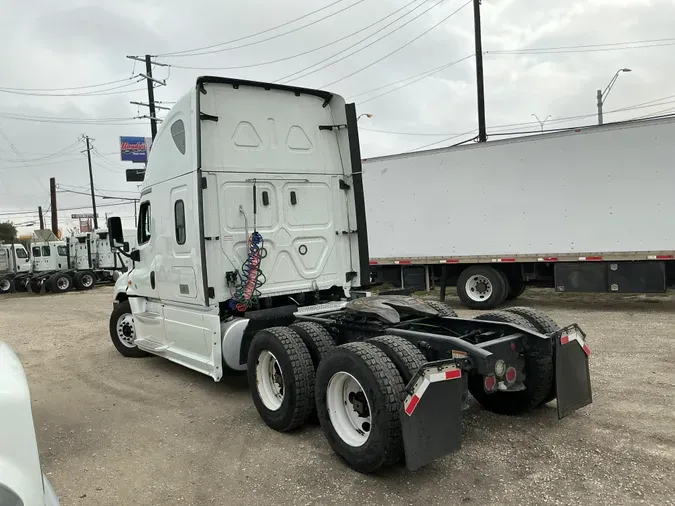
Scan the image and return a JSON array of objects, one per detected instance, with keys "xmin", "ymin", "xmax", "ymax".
[{"xmin": 108, "ymin": 77, "xmax": 592, "ymax": 473}]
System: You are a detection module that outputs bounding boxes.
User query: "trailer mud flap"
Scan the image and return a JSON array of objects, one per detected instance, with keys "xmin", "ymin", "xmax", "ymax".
[
  {"xmin": 399, "ymin": 361, "xmax": 463, "ymax": 471},
  {"xmin": 555, "ymin": 324, "xmax": 592, "ymax": 420}
]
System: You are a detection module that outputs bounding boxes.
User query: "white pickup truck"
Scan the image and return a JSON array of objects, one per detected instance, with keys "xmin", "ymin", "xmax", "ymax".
[{"xmin": 0, "ymin": 342, "xmax": 60, "ymax": 505}]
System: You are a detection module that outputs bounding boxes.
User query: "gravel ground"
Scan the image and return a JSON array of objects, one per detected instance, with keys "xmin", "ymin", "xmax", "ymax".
[{"xmin": 1, "ymin": 287, "xmax": 674, "ymax": 506}]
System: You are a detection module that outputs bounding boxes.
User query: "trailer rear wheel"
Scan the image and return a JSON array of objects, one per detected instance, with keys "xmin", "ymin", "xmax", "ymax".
[
  {"xmin": 247, "ymin": 327, "xmax": 315, "ymax": 432},
  {"xmin": 469, "ymin": 311, "xmax": 553, "ymax": 414},
  {"xmin": 0, "ymin": 276, "xmax": 13, "ymax": 294},
  {"xmin": 505, "ymin": 278, "xmax": 526, "ymax": 301},
  {"xmin": 315, "ymin": 342, "xmax": 406, "ymax": 473},
  {"xmin": 457, "ymin": 266, "xmax": 507, "ymax": 309},
  {"xmin": 74, "ymin": 271, "xmax": 95, "ymax": 290},
  {"xmin": 425, "ymin": 300, "xmax": 458, "ymax": 317},
  {"xmin": 109, "ymin": 300, "xmax": 149, "ymax": 358},
  {"xmin": 368, "ymin": 335, "xmax": 425, "ymax": 385},
  {"xmin": 50, "ymin": 273, "xmax": 72, "ymax": 294}
]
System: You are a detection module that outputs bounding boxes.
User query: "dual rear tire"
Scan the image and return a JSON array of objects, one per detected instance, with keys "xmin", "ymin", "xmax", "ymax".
[{"xmin": 247, "ymin": 324, "xmax": 426, "ymax": 473}]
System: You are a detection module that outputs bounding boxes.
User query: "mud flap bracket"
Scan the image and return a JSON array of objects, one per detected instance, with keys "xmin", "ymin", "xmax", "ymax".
[{"xmin": 399, "ymin": 360, "xmax": 463, "ymax": 471}]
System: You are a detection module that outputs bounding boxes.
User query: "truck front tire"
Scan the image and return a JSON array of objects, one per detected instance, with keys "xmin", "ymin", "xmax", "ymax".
[
  {"xmin": 457, "ymin": 266, "xmax": 507, "ymax": 309},
  {"xmin": 0, "ymin": 275, "xmax": 13, "ymax": 294},
  {"xmin": 315, "ymin": 342, "xmax": 406, "ymax": 473},
  {"xmin": 247, "ymin": 327, "xmax": 315, "ymax": 432},
  {"xmin": 109, "ymin": 300, "xmax": 148, "ymax": 358}
]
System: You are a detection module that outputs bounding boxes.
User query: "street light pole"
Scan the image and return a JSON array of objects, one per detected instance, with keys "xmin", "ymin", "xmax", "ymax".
[
  {"xmin": 531, "ymin": 113, "xmax": 551, "ymax": 132},
  {"xmin": 597, "ymin": 68, "xmax": 632, "ymax": 125}
]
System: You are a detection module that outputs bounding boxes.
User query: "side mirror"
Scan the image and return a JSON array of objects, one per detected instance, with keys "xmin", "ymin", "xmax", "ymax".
[
  {"xmin": 130, "ymin": 249, "xmax": 140, "ymax": 262},
  {"xmin": 107, "ymin": 217, "xmax": 124, "ymax": 246}
]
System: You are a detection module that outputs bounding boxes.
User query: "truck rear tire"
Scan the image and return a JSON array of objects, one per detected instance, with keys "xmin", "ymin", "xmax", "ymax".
[
  {"xmin": 425, "ymin": 300, "xmax": 458, "ymax": 317},
  {"xmin": 368, "ymin": 335, "xmax": 425, "ymax": 385},
  {"xmin": 457, "ymin": 266, "xmax": 507, "ymax": 309},
  {"xmin": 50, "ymin": 273, "xmax": 72, "ymax": 294},
  {"xmin": 0, "ymin": 276, "xmax": 13, "ymax": 294},
  {"xmin": 247, "ymin": 327, "xmax": 315, "ymax": 432},
  {"xmin": 289, "ymin": 322, "xmax": 335, "ymax": 370},
  {"xmin": 109, "ymin": 300, "xmax": 149, "ymax": 358},
  {"xmin": 468, "ymin": 311, "xmax": 553, "ymax": 414},
  {"xmin": 503, "ymin": 307, "xmax": 560, "ymax": 404},
  {"xmin": 315, "ymin": 342, "xmax": 406, "ymax": 473},
  {"xmin": 74, "ymin": 271, "xmax": 95, "ymax": 290}
]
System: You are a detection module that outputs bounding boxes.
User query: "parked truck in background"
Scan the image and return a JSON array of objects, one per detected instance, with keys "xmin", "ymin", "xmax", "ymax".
[
  {"xmin": 0, "ymin": 242, "xmax": 32, "ymax": 294},
  {"xmin": 363, "ymin": 116, "xmax": 675, "ymax": 309},
  {"xmin": 0, "ymin": 228, "xmax": 135, "ymax": 294},
  {"xmin": 107, "ymin": 76, "xmax": 592, "ymax": 473}
]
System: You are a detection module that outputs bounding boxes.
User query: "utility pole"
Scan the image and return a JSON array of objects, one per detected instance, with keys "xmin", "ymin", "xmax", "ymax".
[
  {"xmin": 126, "ymin": 55, "xmax": 168, "ymax": 141},
  {"xmin": 50, "ymin": 177, "xmax": 58, "ymax": 235},
  {"xmin": 473, "ymin": 0, "xmax": 487, "ymax": 142},
  {"xmin": 83, "ymin": 136, "xmax": 99, "ymax": 229},
  {"xmin": 596, "ymin": 90, "xmax": 604, "ymax": 125},
  {"xmin": 38, "ymin": 206, "xmax": 44, "ymax": 230},
  {"xmin": 145, "ymin": 55, "xmax": 158, "ymax": 140}
]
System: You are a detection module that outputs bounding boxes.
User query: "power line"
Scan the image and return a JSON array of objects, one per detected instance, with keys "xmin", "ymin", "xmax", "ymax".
[
  {"xmin": 277, "ymin": 0, "xmax": 450, "ymax": 84},
  {"xmin": 360, "ymin": 127, "xmax": 462, "ymax": 136},
  {"xmin": 0, "ymin": 112, "xmax": 141, "ymax": 126},
  {"xmin": 357, "ymin": 53, "xmax": 474, "ymax": 104},
  {"xmin": 156, "ymin": 0, "xmax": 365, "ymax": 58},
  {"xmin": 163, "ymin": 0, "xmax": 424, "ymax": 71},
  {"xmin": 0, "ymin": 76, "xmax": 142, "ymax": 92},
  {"xmin": 0, "ymin": 125, "xmax": 48, "ymax": 192},
  {"xmin": 0, "ymin": 78, "xmax": 144, "ymax": 97},
  {"xmin": 0, "ymin": 139, "xmax": 84, "ymax": 163},
  {"xmin": 0, "ymin": 201, "xmax": 133, "ymax": 217},
  {"xmin": 321, "ymin": 0, "xmax": 472, "ymax": 88},
  {"xmin": 487, "ymin": 37, "xmax": 675, "ymax": 55}
]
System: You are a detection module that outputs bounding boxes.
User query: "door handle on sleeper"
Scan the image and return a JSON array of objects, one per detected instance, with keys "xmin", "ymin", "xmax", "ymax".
[{"xmin": 150, "ymin": 271, "xmax": 155, "ymax": 289}]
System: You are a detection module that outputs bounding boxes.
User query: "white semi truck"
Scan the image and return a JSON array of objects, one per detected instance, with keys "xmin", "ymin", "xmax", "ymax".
[
  {"xmin": 107, "ymin": 76, "xmax": 592, "ymax": 473},
  {"xmin": 0, "ymin": 242, "xmax": 32, "ymax": 294},
  {"xmin": 363, "ymin": 116, "xmax": 675, "ymax": 309},
  {"xmin": 0, "ymin": 229, "xmax": 135, "ymax": 294}
]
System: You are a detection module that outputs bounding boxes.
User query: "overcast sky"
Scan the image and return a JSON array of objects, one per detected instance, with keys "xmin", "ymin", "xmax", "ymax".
[{"xmin": 1, "ymin": 0, "xmax": 673, "ymax": 231}]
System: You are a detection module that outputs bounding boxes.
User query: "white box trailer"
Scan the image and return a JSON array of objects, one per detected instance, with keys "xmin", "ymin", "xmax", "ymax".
[{"xmin": 362, "ymin": 116, "xmax": 675, "ymax": 308}]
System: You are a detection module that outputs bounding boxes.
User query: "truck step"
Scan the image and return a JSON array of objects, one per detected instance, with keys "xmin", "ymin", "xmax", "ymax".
[
  {"xmin": 135, "ymin": 338, "xmax": 170, "ymax": 352},
  {"xmin": 296, "ymin": 301, "xmax": 347, "ymax": 316},
  {"xmin": 134, "ymin": 311, "xmax": 163, "ymax": 321}
]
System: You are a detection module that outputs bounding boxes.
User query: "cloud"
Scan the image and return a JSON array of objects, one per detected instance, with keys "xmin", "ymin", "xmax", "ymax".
[{"xmin": 1, "ymin": 0, "xmax": 674, "ymax": 229}]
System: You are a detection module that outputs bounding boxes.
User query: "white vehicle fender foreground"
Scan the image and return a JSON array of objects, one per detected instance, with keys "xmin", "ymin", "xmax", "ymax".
[
  {"xmin": 0, "ymin": 342, "xmax": 60, "ymax": 505},
  {"xmin": 112, "ymin": 272, "xmax": 130, "ymax": 304}
]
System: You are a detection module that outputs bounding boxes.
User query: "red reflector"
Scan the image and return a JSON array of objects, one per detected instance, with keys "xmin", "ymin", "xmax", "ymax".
[
  {"xmin": 586, "ymin": 256, "xmax": 603, "ymax": 261},
  {"xmin": 443, "ymin": 259, "xmax": 459, "ymax": 263},
  {"xmin": 582, "ymin": 344, "xmax": 591, "ymax": 356},
  {"xmin": 656, "ymin": 255, "xmax": 673, "ymax": 260},
  {"xmin": 543, "ymin": 257, "xmax": 558, "ymax": 262},
  {"xmin": 500, "ymin": 258, "xmax": 516, "ymax": 263},
  {"xmin": 561, "ymin": 335, "xmax": 570, "ymax": 345},
  {"xmin": 484, "ymin": 375, "xmax": 496, "ymax": 392},
  {"xmin": 445, "ymin": 369, "xmax": 461, "ymax": 380},
  {"xmin": 369, "ymin": 261, "xmax": 378, "ymax": 265},
  {"xmin": 505, "ymin": 367, "xmax": 517, "ymax": 384},
  {"xmin": 397, "ymin": 260, "xmax": 412, "ymax": 265},
  {"xmin": 510, "ymin": 342, "xmax": 516, "ymax": 351},
  {"xmin": 405, "ymin": 394, "xmax": 421, "ymax": 416}
]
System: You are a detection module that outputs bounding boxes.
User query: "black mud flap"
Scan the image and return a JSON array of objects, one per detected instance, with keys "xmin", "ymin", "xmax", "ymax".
[
  {"xmin": 555, "ymin": 324, "xmax": 592, "ymax": 420},
  {"xmin": 399, "ymin": 360, "xmax": 464, "ymax": 471}
]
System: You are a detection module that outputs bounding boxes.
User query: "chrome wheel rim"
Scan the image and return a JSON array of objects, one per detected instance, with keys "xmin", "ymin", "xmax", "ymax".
[
  {"xmin": 116, "ymin": 313, "xmax": 136, "ymax": 348},
  {"xmin": 465, "ymin": 274, "xmax": 493, "ymax": 302}
]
